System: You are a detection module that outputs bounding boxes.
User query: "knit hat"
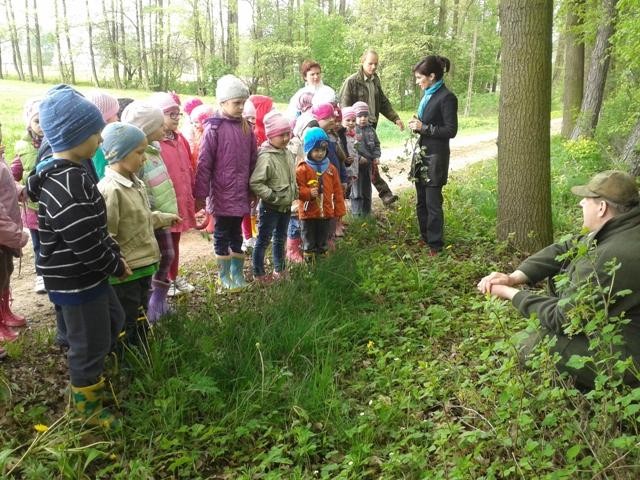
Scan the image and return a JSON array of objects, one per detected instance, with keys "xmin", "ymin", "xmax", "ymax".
[
  {"xmin": 216, "ymin": 74, "xmax": 250, "ymax": 104},
  {"xmin": 23, "ymin": 98, "xmax": 41, "ymax": 127},
  {"xmin": 571, "ymin": 170, "xmax": 639, "ymax": 207},
  {"xmin": 39, "ymin": 84, "xmax": 106, "ymax": 153},
  {"xmin": 87, "ymin": 91, "xmax": 120, "ymax": 122},
  {"xmin": 101, "ymin": 122, "xmax": 147, "ymax": 164},
  {"xmin": 303, "ymin": 127, "xmax": 329, "ymax": 155},
  {"xmin": 121, "ymin": 101, "xmax": 165, "ymax": 136},
  {"xmin": 190, "ymin": 104, "xmax": 215, "ymax": 126},
  {"xmin": 342, "ymin": 106, "xmax": 356, "ymax": 121},
  {"xmin": 184, "ymin": 97, "xmax": 203, "ymax": 116},
  {"xmin": 353, "ymin": 101, "xmax": 369, "ymax": 117},
  {"xmin": 297, "ymin": 92, "xmax": 314, "ymax": 113},
  {"xmin": 312, "ymin": 103, "xmax": 335, "ymax": 122},
  {"xmin": 149, "ymin": 92, "xmax": 180, "ymax": 112},
  {"xmin": 242, "ymin": 99, "xmax": 257, "ymax": 119},
  {"xmin": 264, "ymin": 111, "xmax": 291, "ymax": 139}
]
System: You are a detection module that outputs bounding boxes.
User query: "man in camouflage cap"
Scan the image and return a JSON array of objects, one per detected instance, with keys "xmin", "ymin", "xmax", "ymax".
[{"xmin": 478, "ymin": 170, "xmax": 640, "ymax": 389}]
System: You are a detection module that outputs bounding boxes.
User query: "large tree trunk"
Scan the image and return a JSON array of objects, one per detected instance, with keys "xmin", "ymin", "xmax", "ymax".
[
  {"xmin": 85, "ymin": 0, "xmax": 100, "ymax": 86},
  {"xmin": 561, "ymin": 5, "xmax": 584, "ymax": 138},
  {"xmin": 32, "ymin": 0, "xmax": 45, "ymax": 82},
  {"xmin": 24, "ymin": 0, "xmax": 34, "ymax": 81},
  {"xmin": 61, "ymin": 0, "xmax": 76, "ymax": 84},
  {"xmin": 623, "ymin": 117, "xmax": 640, "ymax": 176},
  {"xmin": 497, "ymin": 0, "xmax": 553, "ymax": 253},
  {"xmin": 570, "ymin": 0, "xmax": 617, "ymax": 139},
  {"xmin": 5, "ymin": 0, "xmax": 25, "ymax": 80}
]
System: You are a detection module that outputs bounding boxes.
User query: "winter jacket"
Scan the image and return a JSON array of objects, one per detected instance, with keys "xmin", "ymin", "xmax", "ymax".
[
  {"xmin": 296, "ymin": 162, "xmax": 346, "ymax": 220},
  {"xmin": 341, "ymin": 128, "xmax": 360, "ymax": 179},
  {"xmin": 355, "ymin": 124, "xmax": 381, "ymax": 161},
  {"xmin": 339, "ymin": 68, "xmax": 400, "ymax": 126},
  {"xmin": 26, "ymin": 159, "xmax": 125, "ymax": 293},
  {"xmin": 11, "ymin": 133, "xmax": 40, "ymax": 228},
  {"xmin": 138, "ymin": 142, "xmax": 178, "ymax": 216},
  {"xmin": 250, "ymin": 143, "xmax": 298, "ymax": 210},
  {"xmin": 195, "ymin": 113, "xmax": 258, "ymax": 217},
  {"xmin": 411, "ymin": 84, "xmax": 458, "ymax": 187},
  {"xmin": 0, "ymin": 160, "xmax": 27, "ymax": 251},
  {"xmin": 159, "ymin": 131, "xmax": 196, "ymax": 232}
]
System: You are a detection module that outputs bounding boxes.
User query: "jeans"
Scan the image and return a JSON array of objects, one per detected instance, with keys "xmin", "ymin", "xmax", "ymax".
[
  {"xmin": 350, "ymin": 162, "xmax": 373, "ymax": 216},
  {"xmin": 415, "ymin": 182, "xmax": 444, "ymax": 251},
  {"xmin": 213, "ymin": 216, "xmax": 244, "ymax": 256},
  {"xmin": 301, "ymin": 219, "xmax": 331, "ymax": 254},
  {"xmin": 113, "ymin": 275, "xmax": 152, "ymax": 346},
  {"xmin": 252, "ymin": 204, "xmax": 290, "ymax": 276}
]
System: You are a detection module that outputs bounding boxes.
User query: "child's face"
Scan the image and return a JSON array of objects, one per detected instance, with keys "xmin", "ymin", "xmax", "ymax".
[
  {"xmin": 147, "ymin": 125, "xmax": 165, "ymax": 143},
  {"xmin": 309, "ymin": 143, "xmax": 327, "ymax": 162},
  {"xmin": 318, "ymin": 117, "xmax": 335, "ymax": 132},
  {"xmin": 119, "ymin": 138, "xmax": 149, "ymax": 175},
  {"xmin": 221, "ymin": 98, "xmax": 246, "ymax": 118},
  {"xmin": 342, "ymin": 117, "xmax": 356, "ymax": 130},
  {"xmin": 245, "ymin": 115, "xmax": 256, "ymax": 126},
  {"xmin": 163, "ymin": 107, "xmax": 182, "ymax": 132},
  {"xmin": 269, "ymin": 132, "xmax": 291, "ymax": 149},
  {"xmin": 29, "ymin": 114, "xmax": 43, "ymax": 136},
  {"xmin": 74, "ymin": 132, "xmax": 102, "ymax": 160},
  {"xmin": 356, "ymin": 114, "xmax": 369, "ymax": 128}
]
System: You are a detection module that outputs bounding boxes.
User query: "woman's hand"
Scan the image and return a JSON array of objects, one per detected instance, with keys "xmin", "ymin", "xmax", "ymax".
[{"xmin": 408, "ymin": 116, "xmax": 423, "ymax": 132}]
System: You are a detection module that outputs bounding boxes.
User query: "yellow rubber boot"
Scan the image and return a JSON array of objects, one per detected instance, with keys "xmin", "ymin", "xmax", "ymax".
[{"xmin": 71, "ymin": 377, "xmax": 120, "ymax": 430}]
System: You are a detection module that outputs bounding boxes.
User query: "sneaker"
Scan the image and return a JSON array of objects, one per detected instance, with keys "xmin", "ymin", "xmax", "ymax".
[
  {"xmin": 166, "ymin": 282, "xmax": 184, "ymax": 297},
  {"xmin": 34, "ymin": 275, "xmax": 46, "ymax": 294},
  {"xmin": 174, "ymin": 277, "xmax": 195, "ymax": 293}
]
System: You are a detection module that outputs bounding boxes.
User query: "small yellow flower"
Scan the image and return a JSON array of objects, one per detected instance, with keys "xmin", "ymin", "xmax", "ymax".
[
  {"xmin": 34, "ymin": 424, "xmax": 49, "ymax": 433},
  {"xmin": 367, "ymin": 340, "xmax": 375, "ymax": 350},
  {"xmin": 109, "ymin": 453, "xmax": 118, "ymax": 461}
]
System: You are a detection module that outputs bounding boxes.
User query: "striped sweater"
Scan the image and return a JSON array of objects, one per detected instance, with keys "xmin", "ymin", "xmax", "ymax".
[{"xmin": 26, "ymin": 159, "xmax": 125, "ymax": 293}]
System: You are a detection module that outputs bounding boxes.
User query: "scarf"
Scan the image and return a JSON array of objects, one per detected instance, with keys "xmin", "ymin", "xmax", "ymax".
[
  {"xmin": 304, "ymin": 157, "xmax": 330, "ymax": 175},
  {"xmin": 417, "ymin": 79, "xmax": 444, "ymax": 120}
]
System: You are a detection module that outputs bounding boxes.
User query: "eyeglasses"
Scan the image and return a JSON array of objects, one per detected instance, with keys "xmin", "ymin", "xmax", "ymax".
[{"xmin": 166, "ymin": 112, "xmax": 183, "ymax": 120}]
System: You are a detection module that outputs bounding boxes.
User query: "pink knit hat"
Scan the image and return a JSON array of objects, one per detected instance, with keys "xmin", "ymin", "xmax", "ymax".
[
  {"xmin": 184, "ymin": 97, "xmax": 203, "ymax": 116},
  {"xmin": 297, "ymin": 92, "xmax": 314, "ymax": 113},
  {"xmin": 87, "ymin": 91, "xmax": 120, "ymax": 122},
  {"xmin": 190, "ymin": 104, "xmax": 215, "ymax": 126},
  {"xmin": 312, "ymin": 103, "xmax": 335, "ymax": 121},
  {"xmin": 264, "ymin": 111, "xmax": 291, "ymax": 138},
  {"xmin": 353, "ymin": 101, "xmax": 370, "ymax": 117},
  {"xmin": 242, "ymin": 99, "xmax": 257, "ymax": 119},
  {"xmin": 342, "ymin": 106, "xmax": 356, "ymax": 121},
  {"xmin": 23, "ymin": 98, "xmax": 41, "ymax": 127},
  {"xmin": 149, "ymin": 92, "xmax": 180, "ymax": 112}
]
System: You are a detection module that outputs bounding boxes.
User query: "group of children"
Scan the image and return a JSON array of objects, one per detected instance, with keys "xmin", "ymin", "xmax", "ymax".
[{"xmin": 0, "ymin": 73, "xmax": 386, "ymax": 427}]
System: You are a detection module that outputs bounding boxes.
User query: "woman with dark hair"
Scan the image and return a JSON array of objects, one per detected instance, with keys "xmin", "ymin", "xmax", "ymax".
[
  {"xmin": 287, "ymin": 60, "xmax": 336, "ymax": 119},
  {"xmin": 408, "ymin": 55, "xmax": 458, "ymax": 256}
]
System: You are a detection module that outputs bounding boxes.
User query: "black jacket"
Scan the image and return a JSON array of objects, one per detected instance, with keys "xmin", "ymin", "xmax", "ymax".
[{"xmin": 412, "ymin": 85, "xmax": 458, "ymax": 186}]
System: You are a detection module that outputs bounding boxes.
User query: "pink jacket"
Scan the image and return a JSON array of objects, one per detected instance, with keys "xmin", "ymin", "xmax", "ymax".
[
  {"xmin": 0, "ymin": 160, "xmax": 28, "ymax": 250},
  {"xmin": 159, "ymin": 132, "xmax": 196, "ymax": 233}
]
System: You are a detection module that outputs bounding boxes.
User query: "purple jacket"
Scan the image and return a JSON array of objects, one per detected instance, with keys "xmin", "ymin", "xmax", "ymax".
[{"xmin": 195, "ymin": 113, "xmax": 257, "ymax": 217}]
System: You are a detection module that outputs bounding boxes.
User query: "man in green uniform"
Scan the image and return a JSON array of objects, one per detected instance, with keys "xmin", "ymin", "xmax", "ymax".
[{"xmin": 478, "ymin": 171, "xmax": 640, "ymax": 388}]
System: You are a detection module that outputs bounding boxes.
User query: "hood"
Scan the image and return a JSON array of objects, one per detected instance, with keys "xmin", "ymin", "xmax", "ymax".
[{"xmin": 27, "ymin": 159, "xmax": 77, "ymax": 202}]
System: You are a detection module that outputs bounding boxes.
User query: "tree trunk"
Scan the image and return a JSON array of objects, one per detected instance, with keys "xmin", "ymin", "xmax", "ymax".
[
  {"xmin": 561, "ymin": 5, "xmax": 584, "ymax": 138},
  {"xmin": 54, "ymin": 0, "xmax": 67, "ymax": 82},
  {"xmin": 61, "ymin": 0, "xmax": 76, "ymax": 84},
  {"xmin": 24, "ymin": 0, "xmax": 34, "ymax": 81},
  {"xmin": 5, "ymin": 0, "xmax": 25, "ymax": 80},
  {"xmin": 226, "ymin": 0, "xmax": 239, "ymax": 69},
  {"xmin": 138, "ymin": 0, "xmax": 149, "ymax": 87},
  {"xmin": 570, "ymin": 0, "xmax": 617, "ymax": 139},
  {"xmin": 451, "ymin": 0, "xmax": 460, "ymax": 39},
  {"xmin": 623, "ymin": 117, "xmax": 640, "ymax": 176},
  {"xmin": 497, "ymin": 0, "xmax": 553, "ymax": 253},
  {"xmin": 437, "ymin": 0, "xmax": 447, "ymax": 36},
  {"xmin": 164, "ymin": 0, "xmax": 171, "ymax": 90},
  {"xmin": 551, "ymin": 32, "xmax": 565, "ymax": 84},
  {"xmin": 102, "ymin": 0, "xmax": 122, "ymax": 88},
  {"xmin": 464, "ymin": 26, "xmax": 477, "ymax": 116},
  {"xmin": 32, "ymin": 0, "xmax": 45, "ymax": 82},
  {"xmin": 206, "ymin": 0, "xmax": 216, "ymax": 55},
  {"xmin": 157, "ymin": 0, "xmax": 165, "ymax": 89},
  {"xmin": 85, "ymin": 0, "xmax": 100, "ymax": 86},
  {"xmin": 119, "ymin": 0, "xmax": 129, "ymax": 82}
]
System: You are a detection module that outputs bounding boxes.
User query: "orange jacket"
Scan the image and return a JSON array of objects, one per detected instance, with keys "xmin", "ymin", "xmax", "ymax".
[{"xmin": 296, "ymin": 162, "xmax": 346, "ymax": 220}]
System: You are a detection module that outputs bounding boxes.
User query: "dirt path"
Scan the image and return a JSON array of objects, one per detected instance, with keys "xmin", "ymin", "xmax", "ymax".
[{"xmin": 8, "ymin": 118, "xmax": 562, "ymax": 332}]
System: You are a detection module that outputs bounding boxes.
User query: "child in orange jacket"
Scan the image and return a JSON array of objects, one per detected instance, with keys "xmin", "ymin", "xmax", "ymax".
[{"xmin": 296, "ymin": 127, "xmax": 345, "ymax": 261}]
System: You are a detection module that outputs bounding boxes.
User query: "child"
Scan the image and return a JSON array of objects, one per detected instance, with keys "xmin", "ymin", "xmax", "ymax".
[
  {"xmin": 150, "ymin": 92, "xmax": 197, "ymax": 296},
  {"xmin": 98, "ymin": 122, "xmax": 179, "ymax": 343},
  {"xmin": 340, "ymin": 106, "xmax": 360, "ymax": 196},
  {"xmin": 121, "ymin": 101, "xmax": 180, "ymax": 324},
  {"xmin": 182, "ymin": 97, "xmax": 203, "ymax": 157},
  {"xmin": 297, "ymin": 127, "xmax": 346, "ymax": 261},
  {"xmin": 0, "ymin": 140, "xmax": 29, "ymax": 352},
  {"xmin": 26, "ymin": 85, "xmax": 127, "ymax": 429},
  {"xmin": 352, "ymin": 101, "xmax": 379, "ymax": 216},
  {"xmin": 87, "ymin": 91, "xmax": 120, "ymax": 180},
  {"xmin": 10, "ymin": 98, "xmax": 46, "ymax": 294},
  {"xmin": 195, "ymin": 74, "xmax": 257, "ymax": 289},
  {"xmin": 188, "ymin": 103, "xmax": 215, "ymax": 169},
  {"xmin": 249, "ymin": 111, "xmax": 298, "ymax": 282}
]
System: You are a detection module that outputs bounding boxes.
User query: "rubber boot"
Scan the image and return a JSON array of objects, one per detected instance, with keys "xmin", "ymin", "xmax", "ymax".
[
  {"xmin": 216, "ymin": 255, "xmax": 234, "ymax": 290},
  {"xmin": 0, "ymin": 299, "xmax": 19, "ymax": 342},
  {"xmin": 286, "ymin": 238, "xmax": 304, "ymax": 264},
  {"xmin": 147, "ymin": 279, "xmax": 171, "ymax": 325},
  {"xmin": 71, "ymin": 377, "xmax": 120, "ymax": 430},
  {"xmin": 229, "ymin": 254, "xmax": 249, "ymax": 289},
  {"xmin": 1, "ymin": 289, "xmax": 26, "ymax": 327}
]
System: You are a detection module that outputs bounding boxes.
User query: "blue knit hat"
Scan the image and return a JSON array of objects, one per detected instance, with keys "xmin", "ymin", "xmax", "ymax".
[
  {"xmin": 303, "ymin": 127, "xmax": 329, "ymax": 155},
  {"xmin": 101, "ymin": 122, "xmax": 147, "ymax": 164},
  {"xmin": 38, "ymin": 84, "xmax": 106, "ymax": 153}
]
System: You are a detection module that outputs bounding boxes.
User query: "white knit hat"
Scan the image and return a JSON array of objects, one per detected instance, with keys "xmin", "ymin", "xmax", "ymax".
[
  {"xmin": 216, "ymin": 75, "xmax": 250, "ymax": 104},
  {"xmin": 121, "ymin": 101, "xmax": 165, "ymax": 136}
]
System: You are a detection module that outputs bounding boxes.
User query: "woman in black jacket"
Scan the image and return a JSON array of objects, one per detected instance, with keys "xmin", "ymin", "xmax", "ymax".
[{"xmin": 408, "ymin": 55, "xmax": 458, "ymax": 255}]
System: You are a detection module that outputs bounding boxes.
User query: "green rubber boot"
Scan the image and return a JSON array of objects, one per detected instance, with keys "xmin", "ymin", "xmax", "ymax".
[
  {"xmin": 216, "ymin": 255, "xmax": 234, "ymax": 289},
  {"xmin": 71, "ymin": 377, "xmax": 120, "ymax": 430},
  {"xmin": 229, "ymin": 254, "xmax": 249, "ymax": 289}
]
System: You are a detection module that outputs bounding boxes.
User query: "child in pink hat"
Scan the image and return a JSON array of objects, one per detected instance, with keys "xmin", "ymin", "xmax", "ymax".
[{"xmin": 87, "ymin": 91, "xmax": 120, "ymax": 179}]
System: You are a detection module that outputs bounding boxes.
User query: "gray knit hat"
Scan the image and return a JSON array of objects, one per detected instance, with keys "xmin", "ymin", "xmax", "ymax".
[
  {"xmin": 121, "ymin": 101, "xmax": 165, "ymax": 136},
  {"xmin": 216, "ymin": 75, "xmax": 250, "ymax": 104}
]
